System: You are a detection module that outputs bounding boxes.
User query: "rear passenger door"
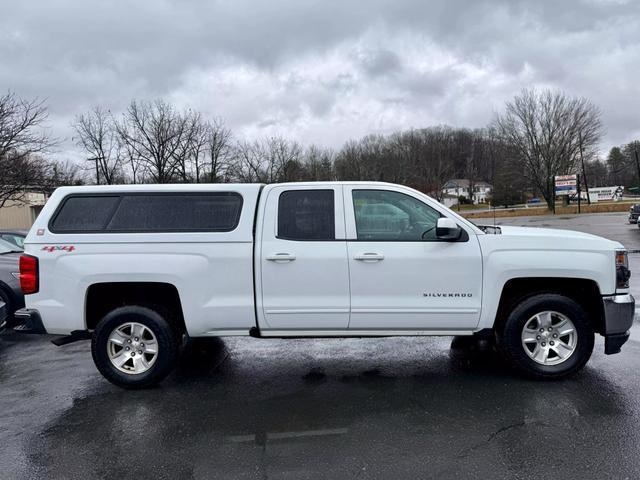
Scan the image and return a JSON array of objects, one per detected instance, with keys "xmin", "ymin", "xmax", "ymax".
[{"xmin": 259, "ymin": 185, "xmax": 350, "ymax": 331}]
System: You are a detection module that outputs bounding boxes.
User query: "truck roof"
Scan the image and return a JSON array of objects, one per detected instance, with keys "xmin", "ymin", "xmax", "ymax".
[
  {"xmin": 51, "ymin": 181, "xmax": 409, "ymax": 195},
  {"xmin": 51, "ymin": 183, "xmax": 264, "ymax": 195}
]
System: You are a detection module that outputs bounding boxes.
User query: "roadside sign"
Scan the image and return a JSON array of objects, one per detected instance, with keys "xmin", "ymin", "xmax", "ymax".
[
  {"xmin": 555, "ymin": 174, "xmax": 577, "ymax": 195},
  {"xmin": 585, "ymin": 186, "xmax": 624, "ymax": 202}
]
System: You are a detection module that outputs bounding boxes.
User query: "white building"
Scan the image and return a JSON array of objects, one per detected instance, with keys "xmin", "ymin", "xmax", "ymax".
[
  {"xmin": 442, "ymin": 179, "xmax": 492, "ymax": 205},
  {"xmin": 438, "ymin": 193, "xmax": 458, "ymax": 208}
]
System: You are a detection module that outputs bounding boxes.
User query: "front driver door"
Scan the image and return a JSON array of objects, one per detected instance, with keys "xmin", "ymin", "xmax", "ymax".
[{"xmin": 345, "ymin": 185, "xmax": 482, "ymax": 331}]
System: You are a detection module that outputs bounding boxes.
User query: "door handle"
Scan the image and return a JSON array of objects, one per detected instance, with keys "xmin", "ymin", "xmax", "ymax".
[
  {"xmin": 354, "ymin": 252, "xmax": 384, "ymax": 261},
  {"xmin": 266, "ymin": 253, "xmax": 296, "ymax": 262}
]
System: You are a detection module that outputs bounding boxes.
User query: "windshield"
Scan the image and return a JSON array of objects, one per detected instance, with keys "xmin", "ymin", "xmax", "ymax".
[{"xmin": 0, "ymin": 238, "xmax": 23, "ymax": 254}]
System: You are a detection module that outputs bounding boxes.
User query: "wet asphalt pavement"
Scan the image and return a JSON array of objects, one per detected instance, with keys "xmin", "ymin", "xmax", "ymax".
[{"xmin": 1, "ymin": 212, "xmax": 640, "ymax": 479}]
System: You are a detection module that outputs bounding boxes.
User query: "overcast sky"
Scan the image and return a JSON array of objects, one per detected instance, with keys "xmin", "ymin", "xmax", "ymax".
[{"xmin": 2, "ymin": 0, "xmax": 639, "ymax": 162}]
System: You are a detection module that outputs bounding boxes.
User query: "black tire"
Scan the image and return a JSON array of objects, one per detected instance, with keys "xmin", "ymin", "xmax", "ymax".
[
  {"xmin": 92, "ymin": 305, "xmax": 179, "ymax": 389},
  {"xmin": 0, "ymin": 288, "xmax": 13, "ymax": 326},
  {"xmin": 497, "ymin": 294, "xmax": 594, "ymax": 379}
]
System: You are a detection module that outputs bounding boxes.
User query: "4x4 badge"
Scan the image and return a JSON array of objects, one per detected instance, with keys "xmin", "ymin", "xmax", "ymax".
[{"xmin": 41, "ymin": 246, "xmax": 76, "ymax": 253}]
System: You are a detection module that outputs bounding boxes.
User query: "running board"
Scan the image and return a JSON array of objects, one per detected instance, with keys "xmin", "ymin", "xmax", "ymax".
[
  {"xmin": 51, "ymin": 330, "xmax": 92, "ymax": 346},
  {"xmin": 251, "ymin": 328, "xmax": 476, "ymax": 338}
]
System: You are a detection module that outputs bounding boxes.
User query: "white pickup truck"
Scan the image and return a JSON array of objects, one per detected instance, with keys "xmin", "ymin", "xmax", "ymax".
[{"xmin": 15, "ymin": 182, "xmax": 634, "ymax": 388}]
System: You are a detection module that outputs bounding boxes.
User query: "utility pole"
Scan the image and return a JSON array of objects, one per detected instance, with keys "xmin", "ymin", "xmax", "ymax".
[
  {"xmin": 491, "ymin": 151, "xmax": 496, "ymax": 227},
  {"xmin": 577, "ymin": 173, "xmax": 581, "ymax": 214},
  {"xmin": 551, "ymin": 175, "xmax": 556, "ymax": 214},
  {"xmin": 578, "ymin": 133, "xmax": 591, "ymax": 205},
  {"xmin": 87, "ymin": 156, "xmax": 101, "ymax": 185}
]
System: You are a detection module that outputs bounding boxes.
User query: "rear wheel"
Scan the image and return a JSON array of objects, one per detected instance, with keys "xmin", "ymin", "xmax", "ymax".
[
  {"xmin": 92, "ymin": 306, "xmax": 179, "ymax": 389},
  {"xmin": 498, "ymin": 294, "xmax": 594, "ymax": 379}
]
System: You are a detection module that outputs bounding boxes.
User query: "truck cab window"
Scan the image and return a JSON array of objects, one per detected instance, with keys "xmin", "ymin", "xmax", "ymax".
[
  {"xmin": 277, "ymin": 190, "xmax": 335, "ymax": 240},
  {"xmin": 353, "ymin": 190, "xmax": 441, "ymax": 241}
]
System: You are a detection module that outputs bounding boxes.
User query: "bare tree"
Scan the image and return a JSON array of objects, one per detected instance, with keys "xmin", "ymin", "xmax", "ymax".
[
  {"xmin": 0, "ymin": 154, "xmax": 50, "ymax": 208},
  {"xmin": 0, "ymin": 92, "xmax": 51, "ymax": 159},
  {"xmin": 267, "ymin": 136, "xmax": 303, "ymax": 182},
  {"xmin": 170, "ymin": 109, "xmax": 206, "ymax": 183},
  {"xmin": 621, "ymin": 140, "xmax": 640, "ymax": 188},
  {"xmin": 206, "ymin": 118, "xmax": 233, "ymax": 183},
  {"xmin": 413, "ymin": 127, "xmax": 456, "ymax": 199},
  {"xmin": 44, "ymin": 160, "xmax": 86, "ymax": 191},
  {"xmin": 494, "ymin": 88, "xmax": 602, "ymax": 210},
  {"xmin": 228, "ymin": 140, "xmax": 259, "ymax": 182},
  {"xmin": 333, "ymin": 126, "xmax": 519, "ymax": 202},
  {"xmin": 119, "ymin": 135, "xmax": 144, "ymax": 184},
  {"xmin": 302, "ymin": 145, "xmax": 334, "ymax": 180},
  {"xmin": 115, "ymin": 100, "xmax": 190, "ymax": 183},
  {"xmin": 335, "ymin": 127, "xmax": 457, "ymax": 198},
  {"xmin": 0, "ymin": 92, "xmax": 56, "ymax": 207},
  {"xmin": 334, "ymin": 139, "xmax": 365, "ymax": 180},
  {"xmin": 229, "ymin": 136, "xmax": 302, "ymax": 183},
  {"xmin": 73, "ymin": 106, "xmax": 123, "ymax": 184},
  {"xmin": 606, "ymin": 146, "xmax": 627, "ymax": 186}
]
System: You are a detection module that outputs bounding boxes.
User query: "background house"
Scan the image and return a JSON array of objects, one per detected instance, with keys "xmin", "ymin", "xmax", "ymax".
[
  {"xmin": 0, "ymin": 191, "xmax": 47, "ymax": 229},
  {"xmin": 438, "ymin": 193, "xmax": 458, "ymax": 208},
  {"xmin": 442, "ymin": 179, "xmax": 492, "ymax": 204}
]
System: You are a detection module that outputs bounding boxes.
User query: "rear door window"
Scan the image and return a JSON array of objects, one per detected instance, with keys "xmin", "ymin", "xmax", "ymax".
[{"xmin": 277, "ymin": 190, "xmax": 335, "ymax": 240}]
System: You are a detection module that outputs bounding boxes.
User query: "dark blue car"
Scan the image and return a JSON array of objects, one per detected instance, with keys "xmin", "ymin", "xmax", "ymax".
[
  {"xmin": 0, "ymin": 238, "xmax": 24, "ymax": 328},
  {"xmin": 0, "ymin": 230, "xmax": 28, "ymax": 249},
  {"xmin": 629, "ymin": 205, "xmax": 640, "ymax": 224}
]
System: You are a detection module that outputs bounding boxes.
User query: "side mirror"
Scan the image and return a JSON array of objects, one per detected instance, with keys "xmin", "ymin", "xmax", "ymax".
[{"xmin": 436, "ymin": 217, "xmax": 462, "ymax": 241}]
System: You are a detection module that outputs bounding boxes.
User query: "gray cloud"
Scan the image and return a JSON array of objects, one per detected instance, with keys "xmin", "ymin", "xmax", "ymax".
[{"xmin": 1, "ymin": 0, "xmax": 639, "ymax": 162}]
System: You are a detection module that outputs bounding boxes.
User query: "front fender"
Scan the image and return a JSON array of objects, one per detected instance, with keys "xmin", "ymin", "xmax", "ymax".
[{"xmin": 477, "ymin": 249, "xmax": 614, "ymax": 330}]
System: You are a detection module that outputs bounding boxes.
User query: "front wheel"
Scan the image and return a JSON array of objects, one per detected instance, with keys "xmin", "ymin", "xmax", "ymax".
[
  {"xmin": 92, "ymin": 306, "xmax": 179, "ymax": 389},
  {"xmin": 498, "ymin": 294, "xmax": 594, "ymax": 379}
]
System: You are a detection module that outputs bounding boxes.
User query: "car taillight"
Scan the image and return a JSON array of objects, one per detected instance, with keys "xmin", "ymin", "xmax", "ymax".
[
  {"xmin": 616, "ymin": 250, "xmax": 630, "ymax": 289},
  {"xmin": 19, "ymin": 254, "xmax": 39, "ymax": 295}
]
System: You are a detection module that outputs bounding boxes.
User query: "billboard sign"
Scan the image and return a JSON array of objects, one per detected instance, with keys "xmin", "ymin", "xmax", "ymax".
[
  {"xmin": 584, "ymin": 186, "xmax": 624, "ymax": 202},
  {"xmin": 555, "ymin": 174, "xmax": 577, "ymax": 196}
]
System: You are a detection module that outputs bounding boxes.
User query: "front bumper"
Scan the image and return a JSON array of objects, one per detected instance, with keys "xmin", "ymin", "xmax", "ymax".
[
  {"xmin": 602, "ymin": 294, "xmax": 635, "ymax": 354},
  {"xmin": 13, "ymin": 308, "xmax": 47, "ymax": 334}
]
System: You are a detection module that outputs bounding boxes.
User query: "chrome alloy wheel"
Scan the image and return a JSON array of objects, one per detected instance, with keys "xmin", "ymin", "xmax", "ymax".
[
  {"xmin": 521, "ymin": 311, "xmax": 577, "ymax": 366},
  {"xmin": 107, "ymin": 322, "xmax": 159, "ymax": 375}
]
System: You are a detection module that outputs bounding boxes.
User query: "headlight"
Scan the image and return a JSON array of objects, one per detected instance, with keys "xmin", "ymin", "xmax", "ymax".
[{"xmin": 616, "ymin": 250, "xmax": 630, "ymax": 289}]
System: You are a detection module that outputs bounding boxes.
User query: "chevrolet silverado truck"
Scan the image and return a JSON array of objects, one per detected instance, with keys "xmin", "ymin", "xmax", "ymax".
[{"xmin": 15, "ymin": 182, "xmax": 634, "ymax": 388}]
